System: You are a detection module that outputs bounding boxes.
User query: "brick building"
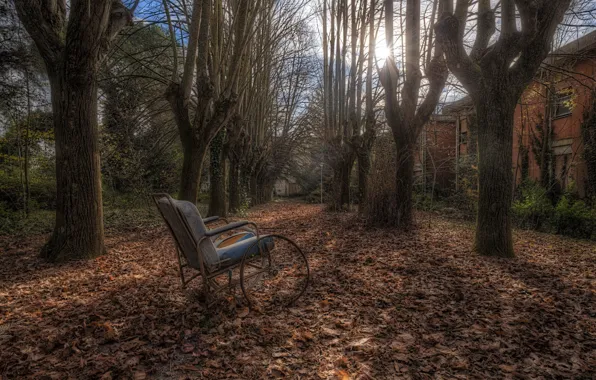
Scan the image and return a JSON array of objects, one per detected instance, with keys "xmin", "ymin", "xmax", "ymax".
[
  {"xmin": 416, "ymin": 30, "xmax": 596, "ymax": 197},
  {"xmin": 414, "ymin": 115, "xmax": 457, "ymax": 195}
]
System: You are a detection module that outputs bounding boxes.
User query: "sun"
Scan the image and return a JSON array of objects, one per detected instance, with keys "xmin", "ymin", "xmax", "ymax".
[{"xmin": 376, "ymin": 44, "xmax": 391, "ymax": 61}]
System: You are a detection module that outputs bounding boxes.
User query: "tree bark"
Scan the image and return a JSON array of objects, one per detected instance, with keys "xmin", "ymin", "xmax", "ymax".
[
  {"xmin": 179, "ymin": 135, "xmax": 208, "ymax": 202},
  {"xmin": 581, "ymin": 90, "xmax": 596, "ymax": 199},
  {"xmin": 14, "ymin": 0, "xmax": 133, "ymax": 262},
  {"xmin": 474, "ymin": 95, "xmax": 516, "ymax": 257},
  {"xmin": 358, "ymin": 0, "xmax": 375, "ymax": 214},
  {"xmin": 228, "ymin": 156, "xmax": 240, "ymax": 213},
  {"xmin": 163, "ymin": 0, "xmax": 255, "ymax": 205},
  {"xmin": 340, "ymin": 153, "xmax": 354, "ymax": 208},
  {"xmin": 249, "ymin": 173, "xmax": 258, "ymax": 206},
  {"xmin": 42, "ymin": 66, "xmax": 105, "ymax": 261},
  {"xmin": 357, "ymin": 149, "xmax": 371, "ymax": 211},
  {"xmin": 208, "ymin": 130, "xmax": 227, "ymax": 217},
  {"xmin": 394, "ymin": 138, "xmax": 415, "ymax": 227},
  {"xmin": 434, "ymin": 0, "xmax": 572, "ymax": 257},
  {"xmin": 377, "ymin": 0, "xmax": 447, "ymax": 227}
]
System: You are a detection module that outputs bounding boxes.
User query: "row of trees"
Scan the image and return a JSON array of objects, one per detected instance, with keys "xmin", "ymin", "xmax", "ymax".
[
  {"xmin": 6, "ymin": 0, "xmax": 588, "ymax": 260},
  {"xmin": 318, "ymin": 0, "xmax": 575, "ymax": 257},
  {"xmin": 10, "ymin": 0, "xmax": 314, "ymax": 261}
]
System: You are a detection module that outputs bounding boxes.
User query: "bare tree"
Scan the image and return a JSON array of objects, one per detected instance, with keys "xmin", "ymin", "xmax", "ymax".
[
  {"xmin": 321, "ymin": 0, "xmax": 379, "ymax": 210},
  {"xmin": 164, "ymin": 0, "xmax": 260, "ymax": 204},
  {"xmin": 377, "ymin": 0, "xmax": 448, "ymax": 227},
  {"xmin": 225, "ymin": 0, "xmax": 314, "ymax": 210},
  {"xmin": 435, "ymin": 0, "xmax": 573, "ymax": 257},
  {"xmin": 13, "ymin": 0, "xmax": 136, "ymax": 261},
  {"xmin": 355, "ymin": 0, "xmax": 376, "ymax": 214}
]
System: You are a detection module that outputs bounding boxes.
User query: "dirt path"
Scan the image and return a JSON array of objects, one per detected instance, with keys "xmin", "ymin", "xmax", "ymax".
[{"xmin": 1, "ymin": 200, "xmax": 595, "ymax": 379}]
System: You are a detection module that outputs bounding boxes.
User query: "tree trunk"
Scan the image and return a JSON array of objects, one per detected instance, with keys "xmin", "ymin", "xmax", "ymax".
[
  {"xmin": 473, "ymin": 94, "xmax": 515, "ymax": 257},
  {"xmin": 240, "ymin": 166, "xmax": 250, "ymax": 208},
  {"xmin": 258, "ymin": 177, "xmax": 272, "ymax": 203},
  {"xmin": 208, "ymin": 131, "xmax": 227, "ymax": 217},
  {"xmin": 228, "ymin": 157, "xmax": 240, "ymax": 213},
  {"xmin": 179, "ymin": 138, "xmax": 208, "ymax": 203},
  {"xmin": 41, "ymin": 69, "xmax": 105, "ymax": 262},
  {"xmin": 357, "ymin": 150, "xmax": 371, "ymax": 213},
  {"xmin": 13, "ymin": 0, "xmax": 134, "ymax": 262},
  {"xmin": 24, "ymin": 68, "xmax": 31, "ymax": 217},
  {"xmin": 340, "ymin": 153, "xmax": 354, "ymax": 208},
  {"xmin": 394, "ymin": 140, "xmax": 415, "ymax": 227},
  {"xmin": 249, "ymin": 173, "xmax": 258, "ymax": 205}
]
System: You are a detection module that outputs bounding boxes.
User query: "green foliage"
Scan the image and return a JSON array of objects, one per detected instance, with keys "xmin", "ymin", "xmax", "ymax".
[
  {"xmin": 0, "ymin": 172, "xmax": 56, "ymax": 210},
  {"xmin": 413, "ymin": 192, "xmax": 440, "ymax": 212},
  {"xmin": 305, "ymin": 188, "xmax": 323, "ymax": 204},
  {"xmin": 512, "ymin": 181, "xmax": 554, "ymax": 230},
  {"xmin": 0, "ymin": 205, "xmax": 54, "ymax": 235},
  {"xmin": 553, "ymin": 195, "xmax": 596, "ymax": 239},
  {"xmin": 100, "ymin": 22, "xmax": 181, "ymax": 196},
  {"xmin": 511, "ymin": 181, "xmax": 596, "ymax": 239},
  {"xmin": 0, "ymin": 110, "xmax": 56, "ymax": 211},
  {"xmin": 234, "ymin": 188, "xmax": 251, "ymax": 217}
]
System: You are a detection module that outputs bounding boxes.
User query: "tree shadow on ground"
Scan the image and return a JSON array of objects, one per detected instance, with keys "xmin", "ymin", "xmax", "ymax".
[{"xmin": 1, "ymin": 202, "xmax": 594, "ymax": 379}]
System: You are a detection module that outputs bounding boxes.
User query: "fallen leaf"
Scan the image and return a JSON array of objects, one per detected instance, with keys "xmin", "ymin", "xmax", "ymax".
[
  {"xmin": 237, "ymin": 307, "xmax": 250, "ymax": 318},
  {"xmin": 321, "ymin": 327, "xmax": 341, "ymax": 337},
  {"xmin": 349, "ymin": 337, "xmax": 371, "ymax": 348},
  {"xmin": 499, "ymin": 364, "xmax": 517, "ymax": 373},
  {"xmin": 181, "ymin": 343, "xmax": 194, "ymax": 353}
]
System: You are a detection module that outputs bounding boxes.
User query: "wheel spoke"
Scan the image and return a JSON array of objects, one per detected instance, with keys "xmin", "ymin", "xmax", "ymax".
[{"xmin": 240, "ymin": 235, "xmax": 309, "ymax": 310}]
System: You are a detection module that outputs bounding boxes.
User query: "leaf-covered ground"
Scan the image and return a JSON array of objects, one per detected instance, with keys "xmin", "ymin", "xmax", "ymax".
[{"xmin": 1, "ymin": 200, "xmax": 595, "ymax": 379}]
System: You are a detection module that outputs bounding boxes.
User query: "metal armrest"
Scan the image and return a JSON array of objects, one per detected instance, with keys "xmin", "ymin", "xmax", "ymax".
[
  {"xmin": 203, "ymin": 216, "xmax": 220, "ymax": 225},
  {"xmin": 203, "ymin": 216, "xmax": 230, "ymax": 226},
  {"xmin": 204, "ymin": 221, "xmax": 250, "ymax": 237}
]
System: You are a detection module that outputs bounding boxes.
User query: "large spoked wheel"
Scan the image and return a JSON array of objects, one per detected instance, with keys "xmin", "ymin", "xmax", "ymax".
[{"xmin": 240, "ymin": 235, "xmax": 310, "ymax": 310}]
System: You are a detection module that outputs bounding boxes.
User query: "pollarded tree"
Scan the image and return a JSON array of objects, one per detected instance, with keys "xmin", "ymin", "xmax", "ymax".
[
  {"xmin": 378, "ymin": 0, "xmax": 448, "ymax": 227},
  {"xmin": 321, "ymin": 0, "xmax": 380, "ymax": 211},
  {"xmin": 163, "ymin": 0, "xmax": 260, "ymax": 203},
  {"xmin": 434, "ymin": 0, "xmax": 572, "ymax": 257},
  {"xmin": 227, "ymin": 0, "xmax": 314, "ymax": 210},
  {"xmin": 13, "ymin": 0, "xmax": 137, "ymax": 261}
]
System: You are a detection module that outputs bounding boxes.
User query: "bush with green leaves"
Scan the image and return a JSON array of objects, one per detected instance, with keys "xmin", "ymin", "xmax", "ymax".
[
  {"xmin": 305, "ymin": 188, "xmax": 323, "ymax": 204},
  {"xmin": 553, "ymin": 195, "xmax": 596, "ymax": 239},
  {"xmin": 512, "ymin": 181, "xmax": 554, "ymax": 230}
]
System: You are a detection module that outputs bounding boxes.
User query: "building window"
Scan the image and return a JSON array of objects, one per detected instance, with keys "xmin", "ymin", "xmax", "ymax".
[
  {"xmin": 554, "ymin": 90, "xmax": 573, "ymax": 118},
  {"xmin": 553, "ymin": 139, "xmax": 573, "ymax": 191},
  {"xmin": 460, "ymin": 131, "xmax": 468, "ymax": 145}
]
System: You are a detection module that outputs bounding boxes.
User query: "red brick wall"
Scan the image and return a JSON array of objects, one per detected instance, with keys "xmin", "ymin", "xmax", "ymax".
[
  {"xmin": 513, "ymin": 58, "xmax": 596, "ymax": 197},
  {"xmin": 421, "ymin": 52, "xmax": 596, "ymax": 197},
  {"xmin": 415, "ymin": 119, "xmax": 457, "ymax": 193}
]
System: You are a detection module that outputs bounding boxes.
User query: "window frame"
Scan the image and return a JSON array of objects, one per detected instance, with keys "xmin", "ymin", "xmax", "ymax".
[
  {"xmin": 553, "ymin": 89, "xmax": 574, "ymax": 119},
  {"xmin": 460, "ymin": 131, "xmax": 468, "ymax": 145}
]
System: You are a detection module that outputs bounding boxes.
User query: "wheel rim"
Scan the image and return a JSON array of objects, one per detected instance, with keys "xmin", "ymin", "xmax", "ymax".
[{"xmin": 240, "ymin": 234, "xmax": 310, "ymax": 309}]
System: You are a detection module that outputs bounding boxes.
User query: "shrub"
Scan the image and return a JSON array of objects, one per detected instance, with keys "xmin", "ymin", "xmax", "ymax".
[
  {"xmin": 413, "ymin": 192, "xmax": 443, "ymax": 212},
  {"xmin": 512, "ymin": 181, "xmax": 553, "ymax": 230},
  {"xmin": 305, "ymin": 188, "xmax": 323, "ymax": 204},
  {"xmin": 0, "ymin": 171, "xmax": 56, "ymax": 211},
  {"xmin": 553, "ymin": 195, "xmax": 596, "ymax": 239},
  {"xmin": 0, "ymin": 203, "xmax": 54, "ymax": 235},
  {"xmin": 441, "ymin": 190, "xmax": 477, "ymax": 219}
]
